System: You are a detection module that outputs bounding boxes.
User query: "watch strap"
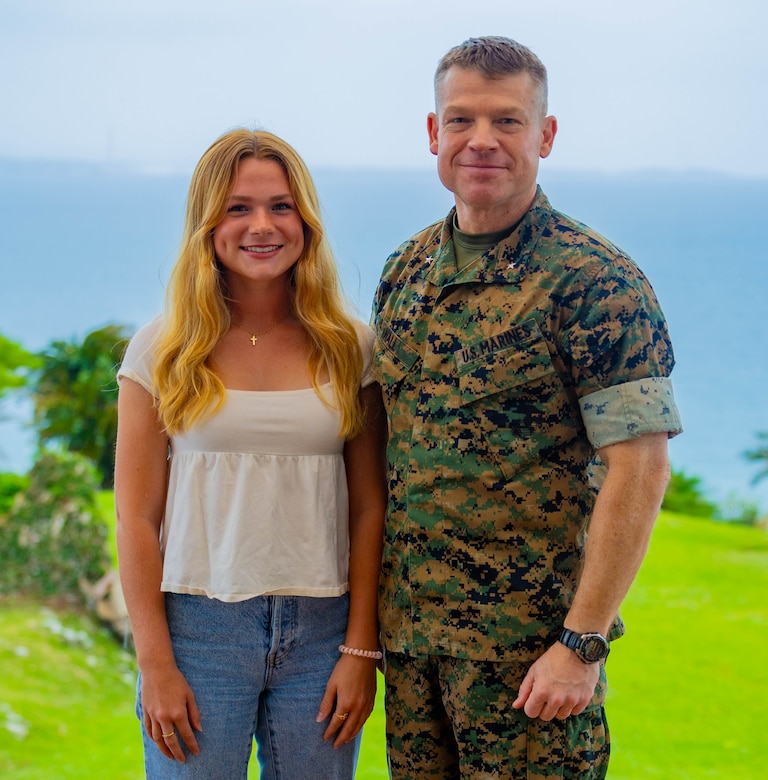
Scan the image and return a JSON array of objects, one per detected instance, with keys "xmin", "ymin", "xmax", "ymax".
[
  {"xmin": 559, "ymin": 628, "xmax": 583, "ymax": 652},
  {"xmin": 558, "ymin": 628, "xmax": 610, "ymax": 663}
]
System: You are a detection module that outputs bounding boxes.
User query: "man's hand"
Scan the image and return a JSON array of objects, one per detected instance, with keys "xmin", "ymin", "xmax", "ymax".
[{"xmin": 511, "ymin": 642, "xmax": 599, "ymax": 721}]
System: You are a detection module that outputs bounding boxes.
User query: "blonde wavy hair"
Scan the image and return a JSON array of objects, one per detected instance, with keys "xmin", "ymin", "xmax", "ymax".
[{"xmin": 152, "ymin": 129, "xmax": 365, "ymax": 438}]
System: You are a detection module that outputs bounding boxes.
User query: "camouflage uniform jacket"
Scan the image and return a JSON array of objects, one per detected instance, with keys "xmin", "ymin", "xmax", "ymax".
[{"xmin": 371, "ymin": 187, "xmax": 682, "ymax": 665}]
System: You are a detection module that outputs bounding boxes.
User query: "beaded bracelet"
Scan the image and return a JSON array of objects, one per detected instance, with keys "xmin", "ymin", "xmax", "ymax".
[{"xmin": 339, "ymin": 644, "xmax": 383, "ymax": 660}]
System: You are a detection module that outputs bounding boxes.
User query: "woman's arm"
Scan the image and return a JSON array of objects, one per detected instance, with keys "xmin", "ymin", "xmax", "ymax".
[
  {"xmin": 318, "ymin": 383, "xmax": 388, "ymax": 746},
  {"xmin": 114, "ymin": 378, "xmax": 201, "ymax": 762}
]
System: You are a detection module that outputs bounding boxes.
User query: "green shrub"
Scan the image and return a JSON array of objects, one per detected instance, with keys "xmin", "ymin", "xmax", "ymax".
[
  {"xmin": 0, "ymin": 472, "xmax": 29, "ymax": 515},
  {"xmin": 0, "ymin": 450, "xmax": 110, "ymax": 600},
  {"xmin": 716, "ymin": 495, "xmax": 762, "ymax": 526},
  {"xmin": 661, "ymin": 468, "xmax": 718, "ymax": 518}
]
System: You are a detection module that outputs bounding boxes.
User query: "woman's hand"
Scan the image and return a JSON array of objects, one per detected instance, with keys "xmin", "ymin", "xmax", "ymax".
[
  {"xmin": 316, "ymin": 653, "xmax": 378, "ymax": 748},
  {"xmin": 141, "ymin": 664, "xmax": 203, "ymax": 762}
]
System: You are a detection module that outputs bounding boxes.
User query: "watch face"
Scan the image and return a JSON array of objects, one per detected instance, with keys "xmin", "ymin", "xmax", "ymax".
[{"xmin": 581, "ymin": 635, "xmax": 608, "ymax": 662}]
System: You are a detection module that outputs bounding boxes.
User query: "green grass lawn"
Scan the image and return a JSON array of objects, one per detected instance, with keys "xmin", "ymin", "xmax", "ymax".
[
  {"xmin": 606, "ymin": 514, "xmax": 768, "ymax": 779},
  {"xmin": 1, "ymin": 511, "xmax": 766, "ymax": 778},
  {"xmin": 0, "ymin": 601, "xmax": 141, "ymax": 779},
  {"xmin": 96, "ymin": 490, "xmax": 119, "ymax": 567}
]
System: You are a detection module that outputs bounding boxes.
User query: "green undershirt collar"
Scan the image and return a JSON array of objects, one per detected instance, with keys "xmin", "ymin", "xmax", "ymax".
[{"xmin": 452, "ymin": 214, "xmax": 521, "ymax": 270}]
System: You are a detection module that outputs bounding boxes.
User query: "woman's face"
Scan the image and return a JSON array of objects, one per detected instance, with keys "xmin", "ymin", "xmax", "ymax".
[{"xmin": 213, "ymin": 157, "xmax": 305, "ymax": 290}]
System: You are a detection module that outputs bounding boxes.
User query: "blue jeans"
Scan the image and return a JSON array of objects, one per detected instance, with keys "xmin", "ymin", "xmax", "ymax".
[{"xmin": 137, "ymin": 593, "xmax": 360, "ymax": 779}]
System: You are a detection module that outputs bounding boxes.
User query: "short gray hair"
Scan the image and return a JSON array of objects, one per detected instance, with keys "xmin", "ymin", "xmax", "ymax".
[{"xmin": 434, "ymin": 36, "xmax": 549, "ymax": 113}]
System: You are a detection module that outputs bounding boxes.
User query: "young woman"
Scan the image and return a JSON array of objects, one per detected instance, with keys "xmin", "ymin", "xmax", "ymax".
[{"xmin": 115, "ymin": 129, "xmax": 386, "ymax": 779}]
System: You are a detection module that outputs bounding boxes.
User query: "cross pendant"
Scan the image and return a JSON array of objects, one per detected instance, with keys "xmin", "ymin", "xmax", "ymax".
[{"xmin": 250, "ymin": 335, "xmax": 258, "ymax": 346}]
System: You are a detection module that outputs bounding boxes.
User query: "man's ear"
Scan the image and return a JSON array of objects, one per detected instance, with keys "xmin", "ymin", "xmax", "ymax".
[
  {"xmin": 539, "ymin": 115, "xmax": 557, "ymax": 159},
  {"xmin": 427, "ymin": 113, "xmax": 439, "ymax": 156}
]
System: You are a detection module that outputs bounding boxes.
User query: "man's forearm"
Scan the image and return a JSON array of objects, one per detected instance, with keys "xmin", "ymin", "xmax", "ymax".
[{"xmin": 564, "ymin": 432, "xmax": 671, "ymax": 635}]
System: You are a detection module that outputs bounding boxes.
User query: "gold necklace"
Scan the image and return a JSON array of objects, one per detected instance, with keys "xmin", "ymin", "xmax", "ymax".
[{"xmin": 232, "ymin": 315, "xmax": 290, "ymax": 346}]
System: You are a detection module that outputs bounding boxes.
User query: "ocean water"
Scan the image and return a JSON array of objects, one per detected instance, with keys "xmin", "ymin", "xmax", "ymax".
[{"xmin": 1, "ymin": 160, "xmax": 767, "ymax": 511}]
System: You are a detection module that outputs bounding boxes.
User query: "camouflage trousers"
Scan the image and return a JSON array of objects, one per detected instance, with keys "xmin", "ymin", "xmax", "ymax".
[{"xmin": 384, "ymin": 651, "xmax": 609, "ymax": 780}]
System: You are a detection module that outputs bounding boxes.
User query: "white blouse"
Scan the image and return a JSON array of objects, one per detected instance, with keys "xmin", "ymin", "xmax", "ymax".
[{"xmin": 117, "ymin": 316, "xmax": 375, "ymax": 602}]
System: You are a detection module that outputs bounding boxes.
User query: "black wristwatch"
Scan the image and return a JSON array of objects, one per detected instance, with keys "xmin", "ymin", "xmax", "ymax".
[{"xmin": 558, "ymin": 628, "xmax": 610, "ymax": 664}]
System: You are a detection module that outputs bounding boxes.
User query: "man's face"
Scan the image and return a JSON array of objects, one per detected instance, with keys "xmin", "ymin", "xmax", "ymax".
[{"xmin": 428, "ymin": 67, "xmax": 557, "ymax": 232}]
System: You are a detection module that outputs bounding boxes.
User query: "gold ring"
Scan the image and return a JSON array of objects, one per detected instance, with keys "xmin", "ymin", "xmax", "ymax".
[
  {"xmin": 161, "ymin": 731, "xmax": 174, "ymax": 738},
  {"xmin": 335, "ymin": 712, "xmax": 348, "ymax": 721}
]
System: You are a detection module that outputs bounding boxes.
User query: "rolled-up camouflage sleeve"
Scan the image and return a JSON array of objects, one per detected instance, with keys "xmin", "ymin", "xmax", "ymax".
[
  {"xmin": 579, "ymin": 377, "xmax": 682, "ymax": 449},
  {"xmin": 556, "ymin": 246, "xmax": 682, "ymax": 448}
]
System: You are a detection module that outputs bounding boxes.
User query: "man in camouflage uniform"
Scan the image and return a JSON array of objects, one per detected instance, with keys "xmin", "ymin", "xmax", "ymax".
[{"xmin": 371, "ymin": 36, "xmax": 682, "ymax": 779}]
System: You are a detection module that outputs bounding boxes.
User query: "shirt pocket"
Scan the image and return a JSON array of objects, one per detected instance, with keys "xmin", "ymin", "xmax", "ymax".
[
  {"xmin": 372, "ymin": 322, "xmax": 420, "ymax": 409},
  {"xmin": 454, "ymin": 320, "xmax": 570, "ymax": 481},
  {"xmin": 456, "ymin": 320, "xmax": 555, "ymax": 405}
]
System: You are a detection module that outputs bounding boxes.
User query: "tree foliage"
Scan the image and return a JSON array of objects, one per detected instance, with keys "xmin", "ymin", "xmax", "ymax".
[
  {"xmin": 744, "ymin": 431, "xmax": 768, "ymax": 485},
  {"xmin": 32, "ymin": 324, "xmax": 130, "ymax": 488},
  {"xmin": 661, "ymin": 468, "xmax": 718, "ymax": 518},
  {"xmin": 0, "ymin": 471, "xmax": 29, "ymax": 514},
  {"xmin": 0, "ymin": 449, "xmax": 110, "ymax": 600},
  {"xmin": 0, "ymin": 332, "xmax": 40, "ymax": 400}
]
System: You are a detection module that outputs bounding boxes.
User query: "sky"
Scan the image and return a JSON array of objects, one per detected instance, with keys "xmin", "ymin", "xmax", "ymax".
[{"xmin": 1, "ymin": 0, "xmax": 767, "ymax": 178}]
